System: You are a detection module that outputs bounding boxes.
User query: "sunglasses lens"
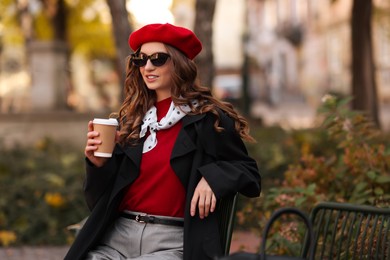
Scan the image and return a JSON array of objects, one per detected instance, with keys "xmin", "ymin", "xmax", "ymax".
[
  {"xmin": 132, "ymin": 55, "xmax": 147, "ymax": 67},
  {"xmin": 150, "ymin": 53, "xmax": 170, "ymax": 66}
]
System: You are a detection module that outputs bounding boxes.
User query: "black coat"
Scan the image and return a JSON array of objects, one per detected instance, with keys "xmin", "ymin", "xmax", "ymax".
[{"xmin": 64, "ymin": 111, "xmax": 261, "ymax": 260}]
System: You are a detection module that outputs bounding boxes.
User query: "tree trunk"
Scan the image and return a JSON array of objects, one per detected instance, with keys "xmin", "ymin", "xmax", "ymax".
[
  {"xmin": 351, "ymin": 0, "xmax": 380, "ymax": 127},
  {"xmin": 52, "ymin": 0, "xmax": 67, "ymax": 42},
  {"xmin": 194, "ymin": 0, "xmax": 217, "ymax": 89},
  {"xmin": 106, "ymin": 0, "xmax": 133, "ymax": 102}
]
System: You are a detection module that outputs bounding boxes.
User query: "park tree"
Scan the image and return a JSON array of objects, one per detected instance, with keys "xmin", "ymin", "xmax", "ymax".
[
  {"xmin": 328, "ymin": 0, "xmax": 381, "ymax": 127},
  {"xmin": 105, "ymin": 0, "xmax": 132, "ymax": 101},
  {"xmin": 193, "ymin": 0, "xmax": 217, "ymax": 89},
  {"xmin": 318, "ymin": 0, "xmax": 380, "ymax": 127},
  {"xmin": 350, "ymin": 0, "xmax": 380, "ymax": 128}
]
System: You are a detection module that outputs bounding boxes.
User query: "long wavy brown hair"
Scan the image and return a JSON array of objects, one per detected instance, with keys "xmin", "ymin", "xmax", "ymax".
[{"xmin": 117, "ymin": 44, "xmax": 255, "ymax": 146}]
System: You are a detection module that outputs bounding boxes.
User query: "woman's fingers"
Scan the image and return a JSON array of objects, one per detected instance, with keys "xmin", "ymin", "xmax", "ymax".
[
  {"xmin": 201, "ymin": 191, "xmax": 217, "ymax": 218},
  {"xmin": 190, "ymin": 192, "xmax": 199, "ymax": 217},
  {"xmin": 84, "ymin": 120, "xmax": 107, "ymax": 167},
  {"xmin": 210, "ymin": 193, "xmax": 217, "ymax": 213},
  {"xmin": 85, "ymin": 129, "xmax": 100, "ymax": 157},
  {"xmin": 88, "ymin": 120, "xmax": 94, "ymax": 132},
  {"xmin": 190, "ymin": 177, "xmax": 216, "ymax": 219}
]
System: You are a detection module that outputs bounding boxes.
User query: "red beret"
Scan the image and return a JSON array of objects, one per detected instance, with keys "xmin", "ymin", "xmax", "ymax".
[{"xmin": 128, "ymin": 23, "xmax": 202, "ymax": 60}]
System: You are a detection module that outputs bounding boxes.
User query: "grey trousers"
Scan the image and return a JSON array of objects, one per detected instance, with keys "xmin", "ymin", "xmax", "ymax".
[{"xmin": 86, "ymin": 212, "xmax": 184, "ymax": 260}]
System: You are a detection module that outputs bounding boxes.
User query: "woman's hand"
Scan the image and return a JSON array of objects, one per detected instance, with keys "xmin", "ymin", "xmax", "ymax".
[
  {"xmin": 190, "ymin": 177, "xmax": 217, "ymax": 219},
  {"xmin": 85, "ymin": 121, "xmax": 118, "ymax": 167}
]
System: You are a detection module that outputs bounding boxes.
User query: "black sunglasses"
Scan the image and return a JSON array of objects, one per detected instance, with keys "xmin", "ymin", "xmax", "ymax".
[{"xmin": 131, "ymin": 52, "xmax": 171, "ymax": 67}]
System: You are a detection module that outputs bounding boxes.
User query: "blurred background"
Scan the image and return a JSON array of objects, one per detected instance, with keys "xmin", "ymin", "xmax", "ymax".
[{"xmin": 0, "ymin": 0, "xmax": 390, "ymax": 258}]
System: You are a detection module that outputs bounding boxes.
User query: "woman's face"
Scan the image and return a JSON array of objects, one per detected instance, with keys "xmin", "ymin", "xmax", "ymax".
[{"xmin": 139, "ymin": 42, "xmax": 174, "ymax": 101}]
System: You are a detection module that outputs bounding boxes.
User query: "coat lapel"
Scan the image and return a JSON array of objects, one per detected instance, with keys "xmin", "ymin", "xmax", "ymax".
[
  {"xmin": 171, "ymin": 113, "xmax": 205, "ymax": 159},
  {"xmin": 121, "ymin": 143, "xmax": 143, "ymax": 173},
  {"xmin": 108, "ymin": 142, "xmax": 143, "ymax": 205},
  {"xmin": 170, "ymin": 113, "xmax": 206, "ymax": 187}
]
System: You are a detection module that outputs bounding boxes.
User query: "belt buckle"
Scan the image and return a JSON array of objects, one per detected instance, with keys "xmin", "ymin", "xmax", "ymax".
[{"xmin": 135, "ymin": 214, "xmax": 146, "ymax": 223}]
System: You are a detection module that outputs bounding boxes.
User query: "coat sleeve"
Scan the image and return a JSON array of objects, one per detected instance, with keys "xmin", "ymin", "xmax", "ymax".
[
  {"xmin": 196, "ymin": 111, "xmax": 261, "ymax": 198},
  {"xmin": 83, "ymin": 155, "xmax": 119, "ymax": 210}
]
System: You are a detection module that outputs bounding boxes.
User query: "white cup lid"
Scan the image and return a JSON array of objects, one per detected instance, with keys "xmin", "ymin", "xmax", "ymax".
[{"xmin": 93, "ymin": 118, "xmax": 118, "ymax": 126}]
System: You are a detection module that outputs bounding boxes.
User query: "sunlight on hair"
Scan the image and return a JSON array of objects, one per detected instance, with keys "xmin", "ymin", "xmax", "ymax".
[{"xmin": 127, "ymin": 0, "xmax": 174, "ymax": 25}]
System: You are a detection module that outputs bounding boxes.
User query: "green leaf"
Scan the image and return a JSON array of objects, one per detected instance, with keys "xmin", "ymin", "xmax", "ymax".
[
  {"xmin": 354, "ymin": 197, "xmax": 369, "ymax": 204},
  {"xmin": 366, "ymin": 171, "xmax": 377, "ymax": 180},
  {"xmin": 354, "ymin": 182, "xmax": 367, "ymax": 193},
  {"xmin": 295, "ymin": 197, "xmax": 306, "ymax": 206},
  {"xmin": 376, "ymin": 175, "xmax": 390, "ymax": 184},
  {"xmin": 337, "ymin": 96, "xmax": 353, "ymax": 107},
  {"xmin": 44, "ymin": 173, "xmax": 65, "ymax": 187},
  {"xmin": 305, "ymin": 183, "xmax": 316, "ymax": 195},
  {"xmin": 374, "ymin": 187, "xmax": 384, "ymax": 195}
]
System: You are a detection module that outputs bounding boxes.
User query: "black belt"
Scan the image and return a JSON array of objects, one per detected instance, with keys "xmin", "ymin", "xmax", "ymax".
[{"xmin": 120, "ymin": 212, "xmax": 184, "ymax": 227}]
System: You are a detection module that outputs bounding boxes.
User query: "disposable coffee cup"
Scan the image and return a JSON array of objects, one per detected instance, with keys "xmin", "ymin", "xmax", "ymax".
[{"xmin": 92, "ymin": 118, "xmax": 118, "ymax": 158}]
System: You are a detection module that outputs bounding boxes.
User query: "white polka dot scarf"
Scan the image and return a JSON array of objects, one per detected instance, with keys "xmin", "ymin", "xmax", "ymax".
[{"xmin": 140, "ymin": 101, "xmax": 197, "ymax": 153}]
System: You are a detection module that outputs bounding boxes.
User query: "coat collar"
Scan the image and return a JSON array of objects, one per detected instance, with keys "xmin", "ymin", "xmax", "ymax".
[
  {"xmin": 182, "ymin": 112, "xmax": 206, "ymax": 127},
  {"xmin": 171, "ymin": 113, "xmax": 205, "ymax": 157},
  {"xmin": 122, "ymin": 142, "xmax": 143, "ymax": 168}
]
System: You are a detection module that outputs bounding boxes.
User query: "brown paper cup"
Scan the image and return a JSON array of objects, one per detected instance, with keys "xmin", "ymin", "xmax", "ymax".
[{"xmin": 92, "ymin": 118, "xmax": 118, "ymax": 157}]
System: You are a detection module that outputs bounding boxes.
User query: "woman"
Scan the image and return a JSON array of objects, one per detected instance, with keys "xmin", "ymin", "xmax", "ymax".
[{"xmin": 64, "ymin": 23, "xmax": 261, "ymax": 260}]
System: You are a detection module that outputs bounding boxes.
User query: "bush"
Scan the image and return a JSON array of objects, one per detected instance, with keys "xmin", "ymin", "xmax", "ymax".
[
  {"xmin": 0, "ymin": 138, "xmax": 88, "ymax": 246},
  {"xmin": 266, "ymin": 96, "xmax": 390, "ymax": 211}
]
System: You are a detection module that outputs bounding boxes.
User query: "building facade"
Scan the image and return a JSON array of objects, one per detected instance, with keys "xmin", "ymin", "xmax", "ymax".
[{"xmin": 245, "ymin": 0, "xmax": 390, "ymax": 107}]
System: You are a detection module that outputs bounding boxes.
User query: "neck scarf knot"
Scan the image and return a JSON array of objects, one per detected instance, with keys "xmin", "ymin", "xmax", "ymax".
[{"xmin": 140, "ymin": 101, "xmax": 196, "ymax": 153}]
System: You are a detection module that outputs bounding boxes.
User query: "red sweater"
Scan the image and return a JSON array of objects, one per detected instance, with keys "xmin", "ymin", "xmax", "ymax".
[{"xmin": 119, "ymin": 97, "xmax": 186, "ymax": 217}]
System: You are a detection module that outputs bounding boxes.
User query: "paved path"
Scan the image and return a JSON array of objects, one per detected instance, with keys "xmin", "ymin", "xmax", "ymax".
[
  {"xmin": 0, "ymin": 231, "xmax": 260, "ymax": 259},
  {"xmin": 0, "ymin": 246, "xmax": 68, "ymax": 260},
  {"xmin": 230, "ymin": 230, "xmax": 261, "ymax": 253}
]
